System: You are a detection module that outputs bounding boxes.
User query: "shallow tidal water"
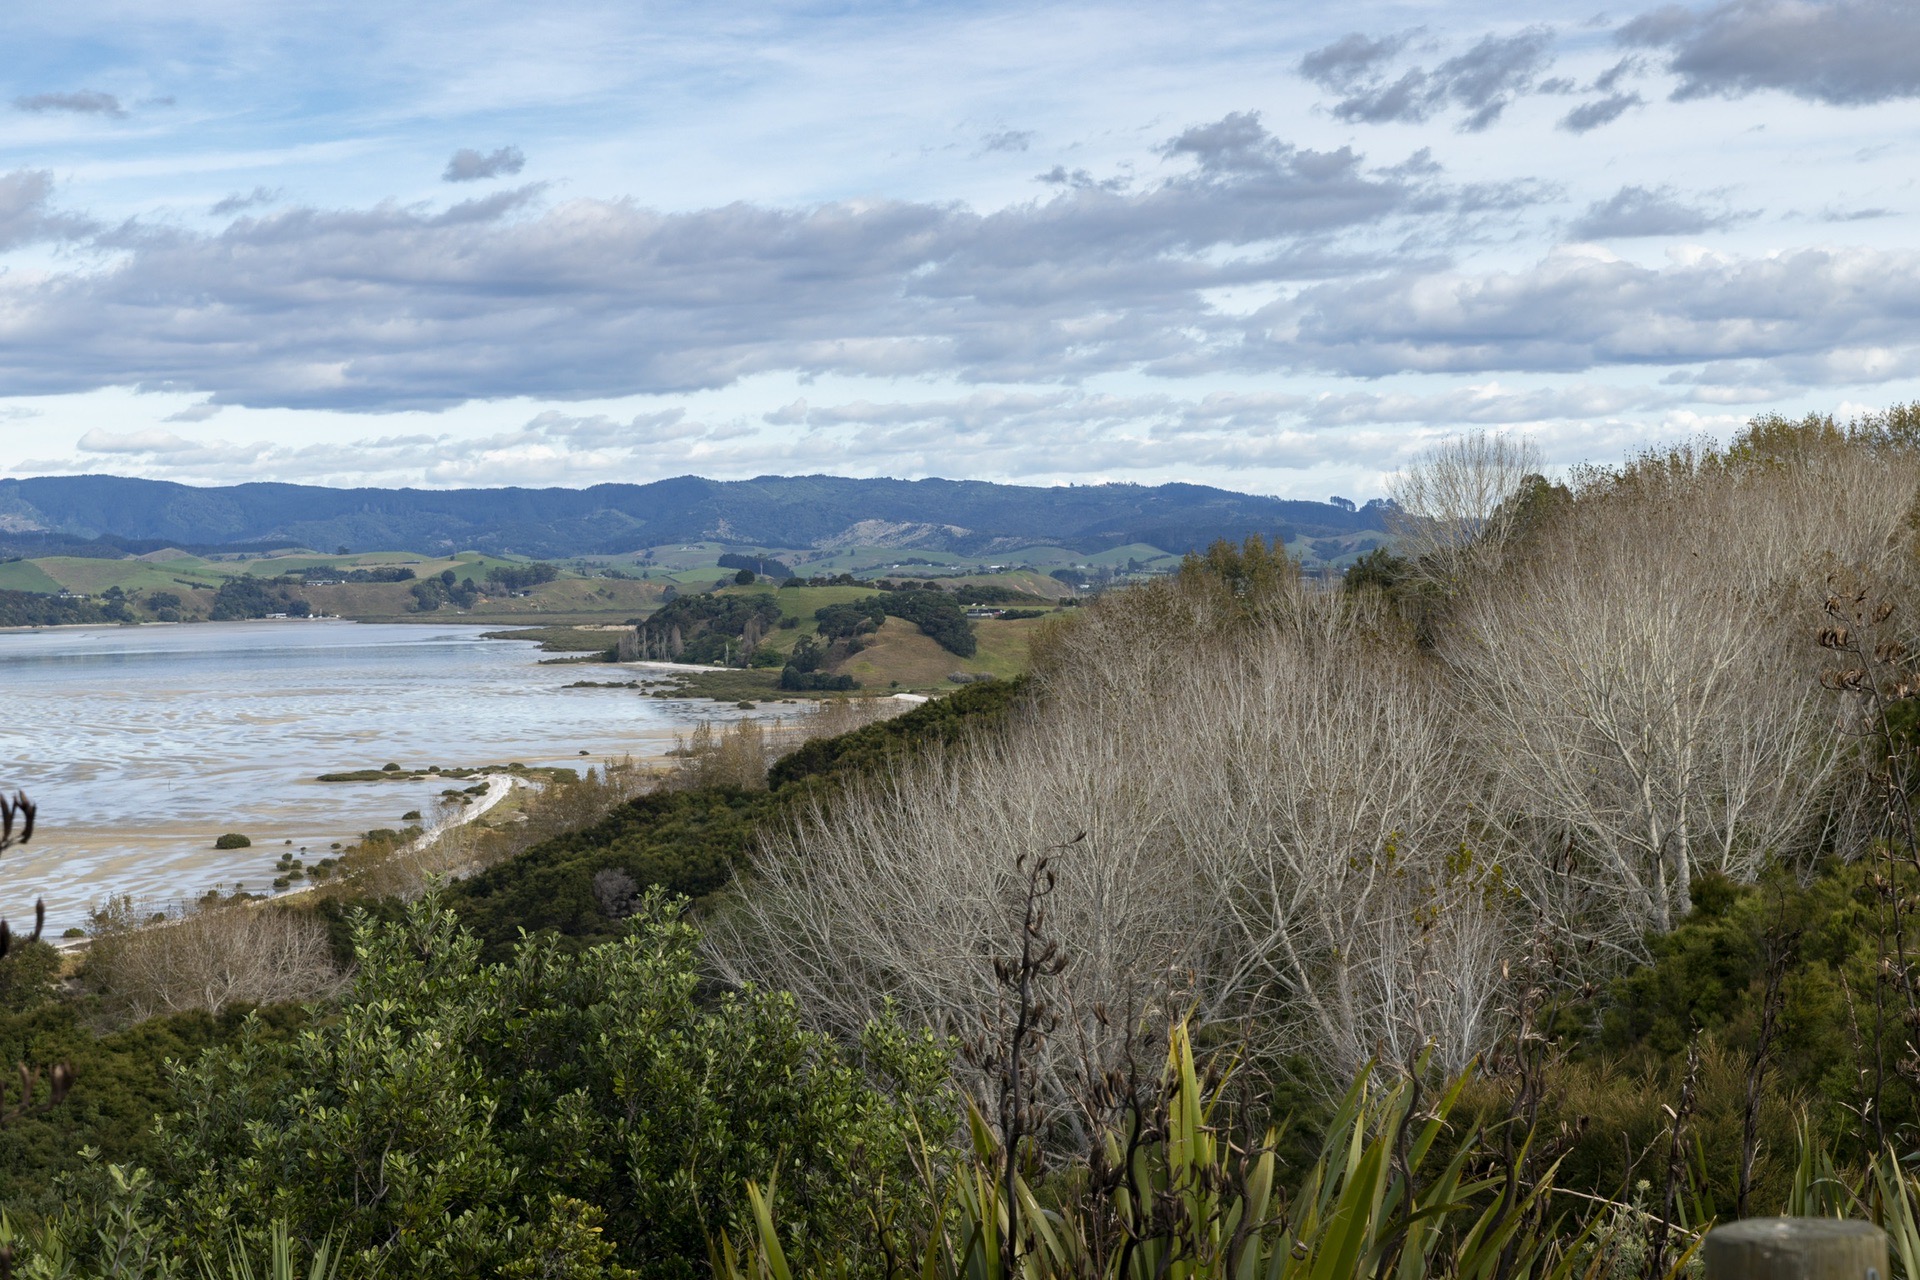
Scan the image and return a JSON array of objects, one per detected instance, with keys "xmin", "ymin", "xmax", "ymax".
[{"xmin": 0, "ymin": 621, "xmax": 747, "ymax": 932}]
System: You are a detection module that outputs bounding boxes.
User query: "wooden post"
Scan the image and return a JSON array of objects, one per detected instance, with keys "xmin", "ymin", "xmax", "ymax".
[{"xmin": 1706, "ymin": 1219, "xmax": 1889, "ymax": 1280}]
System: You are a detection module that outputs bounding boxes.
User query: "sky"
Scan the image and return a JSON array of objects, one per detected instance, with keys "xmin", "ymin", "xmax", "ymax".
[{"xmin": 0, "ymin": 0, "xmax": 1916, "ymax": 500}]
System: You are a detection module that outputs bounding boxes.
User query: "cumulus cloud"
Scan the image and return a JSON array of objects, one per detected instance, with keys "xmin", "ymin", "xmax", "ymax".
[
  {"xmin": 14, "ymin": 90, "xmax": 125, "ymax": 117},
  {"xmin": 1568, "ymin": 185, "xmax": 1739, "ymax": 237},
  {"xmin": 1559, "ymin": 91, "xmax": 1645, "ymax": 131},
  {"xmin": 1620, "ymin": 0, "xmax": 1920, "ymax": 104},
  {"xmin": 442, "ymin": 146, "xmax": 526, "ymax": 182},
  {"xmin": 0, "ymin": 112, "xmax": 1467, "ymax": 411},
  {"xmin": 1302, "ymin": 28, "xmax": 1556, "ymax": 130},
  {"xmin": 0, "ymin": 94, "xmax": 1902, "ymax": 460},
  {"xmin": 1276, "ymin": 244, "xmax": 1920, "ymax": 380},
  {"xmin": 0, "ymin": 169, "xmax": 96, "ymax": 249},
  {"xmin": 18, "ymin": 369, "xmax": 1849, "ymax": 488}
]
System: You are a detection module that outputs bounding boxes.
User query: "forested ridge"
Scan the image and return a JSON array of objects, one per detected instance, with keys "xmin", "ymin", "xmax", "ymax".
[
  {"xmin": 9, "ymin": 409, "xmax": 1920, "ymax": 1277},
  {"xmin": 0, "ymin": 473, "xmax": 1387, "ymax": 559}
]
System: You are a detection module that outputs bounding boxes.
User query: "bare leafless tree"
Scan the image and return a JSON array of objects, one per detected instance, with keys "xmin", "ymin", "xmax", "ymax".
[
  {"xmin": 86, "ymin": 897, "xmax": 343, "ymax": 1020},
  {"xmin": 1387, "ymin": 431, "xmax": 1544, "ymax": 593},
  {"xmin": 711, "ymin": 571, "xmax": 1521, "ymax": 1116},
  {"xmin": 1440, "ymin": 432, "xmax": 1907, "ymax": 946},
  {"xmin": 708, "ymin": 411, "xmax": 1920, "ymax": 1124}
]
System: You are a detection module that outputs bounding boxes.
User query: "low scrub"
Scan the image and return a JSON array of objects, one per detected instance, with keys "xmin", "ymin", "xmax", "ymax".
[{"xmin": 83, "ymin": 897, "xmax": 342, "ymax": 1021}]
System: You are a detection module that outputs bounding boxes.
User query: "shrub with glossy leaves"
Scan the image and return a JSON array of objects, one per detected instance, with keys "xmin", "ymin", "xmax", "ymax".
[{"xmin": 154, "ymin": 889, "xmax": 954, "ymax": 1279}]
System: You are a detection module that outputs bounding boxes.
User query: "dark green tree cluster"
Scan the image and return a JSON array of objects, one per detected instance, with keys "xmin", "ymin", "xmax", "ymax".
[
  {"xmin": 778, "ymin": 668, "xmax": 857, "ymax": 691},
  {"xmin": 811, "ymin": 599, "xmax": 886, "ymax": 640},
  {"xmin": 303, "ymin": 565, "xmax": 417, "ymax": 583},
  {"xmin": 410, "ymin": 568, "xmax": 480, "ymax": 611},
  {"xmin": 485, "ymin": 562, "xmax": 561, "ymax": 592},
  {"xmin": 778, "ymin": 632, "xmax": 859, "ymax": 690},
  {"xmin": 208, "ymin": 577, "xmax": 311, "ymax": 620},
  {"xmin": 0, "ymin": 589, "xmax": 116, "ymax": 627},
  {"xmin": 874, "ymin": 590, "xmax": 974, "ymax": 656},
  {"xmin": 637, "ymin": 593, "xmax": 783, "ymax": 664}
]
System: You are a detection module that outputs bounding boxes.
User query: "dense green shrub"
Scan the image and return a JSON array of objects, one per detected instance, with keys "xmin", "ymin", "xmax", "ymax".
[
  {"xmin": 767, "ymin": 677, "xmax": 1024, "ymax": 789},
  {"xmin": 450, "ymin": 787, "xmax": 770, "ymax": 955},
  {"xmin": 0, "ymin": 999, "xmax": 310, "ymax": 1205},
  {"xmin": 212, "ymin": 833, "xmax": 251, "ymax": 850},
  {"xmin": 409, "ymin": 573, "xmax": 479, "ymax": 610},
  {"xmin": 1574, "ymin": 862, "xmax": 1894, "ymax": 1156},
  {"xmin": 0, "ymin": 939, "xmax": 60, "ymax": 1014},
  {"xmin": 156, "ymin": 893, "xmax": 952, "ymax": 1279},
  {"xmin": 777, "ymin": 669, "xmax": 855, "ymax": 691}
]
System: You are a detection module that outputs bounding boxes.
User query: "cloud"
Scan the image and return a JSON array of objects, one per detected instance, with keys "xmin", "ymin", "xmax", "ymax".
[
  {"xmin": 210, "ymin": 187, "xmax": 283, "ymax": 216},
  {"xmin": 1620, "ymin": 0, "xmax": 1920, "ymax": 105},
  {"xmin": 1559, "ymin": 91, "xmax": 1645, "ymax": 131},
  {"xmin": 18, "ymin": 368, "xmax": 1858, "ymax": 490},
  {"xmin": 979, "ymin": 130, "xmax": 1034, "ymax": 153},
  {"xmin": 442, "ymin": 146, "xmax": 527, "ymax": 183},
  {"xmin": 1568, "ymin": 185, "xmax": 1737, "ymax": 237},
  {"xmin": 164, "ymin": 402, "xmax": 224, "ymax": 422},
  {"xmin": 1297, "ymin": 382, "xmax": 1674, "ymax": 426},
  {"xmin": 47, "ymin": 408, "xmax": 773, "ymax": 487},
  {"xmin": 1276, "ymin": 244, "xmax": 1920, "ymax": 380},
  {"xmin": 1593, "ymin": 56, "xmax": 1643, "ymax": 92},
  {"xmin": 1305, "ymin": 29, "xmax": 1557, "ymax": 131},
  {"xmin": 1298, "ymin": 32, "xmax": 1415, "ymax": 91},
  {"xmin": 14, "ymin": 90, "xmax": 125, "ymax": 118},
  {"xmin": 1034, "ymin": 165, "xmax": 1128, "ymax": 191},
  {"xmin": 0, "ymin": 113, "xmax": 1461, "ymax": 411},
  {"xmin": 77, "ymin": 428, "xmax": 206, "ymax": 454},
  {"xmin": 0, "ymin": 169, "xmax": 97, "ymax": 249}
]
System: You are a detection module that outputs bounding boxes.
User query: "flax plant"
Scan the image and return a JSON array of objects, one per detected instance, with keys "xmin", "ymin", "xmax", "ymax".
[{"xmin": 717, "ymin": 1024, "xmax": 1686, "ymax": 1280}]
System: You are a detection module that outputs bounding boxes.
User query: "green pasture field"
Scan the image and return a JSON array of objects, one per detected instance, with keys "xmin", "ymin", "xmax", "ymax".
[{"xmin": 0, "ymin": 559, "xmax": 65, "ymax": 593}]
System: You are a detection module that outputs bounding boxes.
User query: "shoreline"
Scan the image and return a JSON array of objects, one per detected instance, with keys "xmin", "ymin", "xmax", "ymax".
[{"xmin": 0, "ymin": 621, "xmax": 786, "ymax": 933}]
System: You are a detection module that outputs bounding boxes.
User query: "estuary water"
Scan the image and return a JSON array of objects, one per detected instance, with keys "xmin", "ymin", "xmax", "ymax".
[{"xmin": 0, "ymin": 621, "xmax": 742, "ymax": 931}]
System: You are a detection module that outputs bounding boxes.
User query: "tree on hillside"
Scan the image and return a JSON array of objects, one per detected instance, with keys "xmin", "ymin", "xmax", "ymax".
[{"xmin": 1386, "ymin": 431, "xmax": 1542, "ymax": 594}]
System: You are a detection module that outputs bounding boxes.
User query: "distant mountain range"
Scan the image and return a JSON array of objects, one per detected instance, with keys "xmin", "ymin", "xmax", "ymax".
[{"xmin": 0, "ymin": 473, "xmax": 1391, "ymax": 560}]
